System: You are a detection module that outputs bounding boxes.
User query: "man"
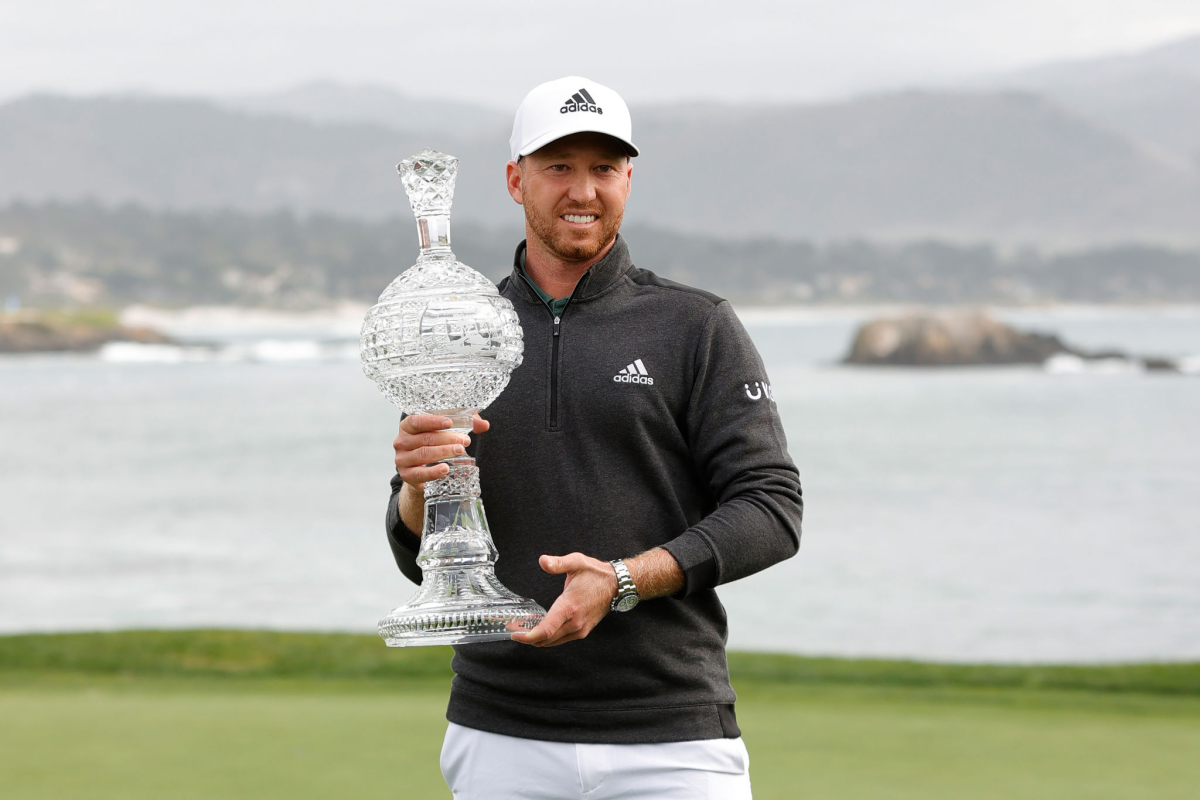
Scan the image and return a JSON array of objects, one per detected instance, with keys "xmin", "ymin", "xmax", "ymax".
[{"xmin": 385, "ymin": 76, "xmax": 802, "ymax": 799}]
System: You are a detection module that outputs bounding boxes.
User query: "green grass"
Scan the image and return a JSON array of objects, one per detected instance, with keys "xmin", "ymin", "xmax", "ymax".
[{"xmin": 2, "ymin": 631, "xmax": 1199, "ymax": 799}]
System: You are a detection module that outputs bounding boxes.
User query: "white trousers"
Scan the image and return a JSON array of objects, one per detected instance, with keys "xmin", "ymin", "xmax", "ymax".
[{"xmin": 440, "ymin": 723, "xmax": 753, "ymax": 800}]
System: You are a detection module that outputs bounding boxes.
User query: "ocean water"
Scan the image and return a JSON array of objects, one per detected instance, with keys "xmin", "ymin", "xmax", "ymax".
[{"xmin": 2, "ymin": 306, "xmax": 1198, "ymax": 663}]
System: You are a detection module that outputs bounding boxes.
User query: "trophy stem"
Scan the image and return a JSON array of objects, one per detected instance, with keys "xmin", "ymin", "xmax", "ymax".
[
  {"xmin": 437, "ymin": 408, "xmax": 478, "ymax": 437},
  {"xmin": 416, "ymin": 214, "xmax": 451, "ymax": 255},
  {"xmin": 377, "ymin": 452, "xmax": 546, "ymax": 647}
]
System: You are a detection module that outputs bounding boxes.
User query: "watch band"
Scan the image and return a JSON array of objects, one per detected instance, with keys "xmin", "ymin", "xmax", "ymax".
[{"xmin": 609, "ymin": 559, "xmax": 639, "ymax": 612}]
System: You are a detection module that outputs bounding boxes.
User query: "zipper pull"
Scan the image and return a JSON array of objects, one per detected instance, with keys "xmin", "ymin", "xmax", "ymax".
[{"xmin": 553, "ymin": 316, "xmax": 561, "ymax": 336}]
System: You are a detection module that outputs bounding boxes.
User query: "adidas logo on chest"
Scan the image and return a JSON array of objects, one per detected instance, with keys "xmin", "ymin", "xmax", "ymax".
[{"xmin": 614, "ymin": 358, "xmax": 654, "ymax": 385}]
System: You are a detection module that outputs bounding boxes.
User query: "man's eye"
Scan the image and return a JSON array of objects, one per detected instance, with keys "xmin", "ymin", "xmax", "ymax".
[{"xmin": 549, "ymin": 164, "xmax": 569, "ymax": 172}]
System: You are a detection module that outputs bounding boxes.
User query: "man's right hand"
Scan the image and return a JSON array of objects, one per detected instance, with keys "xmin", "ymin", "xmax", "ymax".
[
  {"xmin": 393, "ymin": 414, "xmax": 489, "ymax": 490},
  {"xmin": 393, "ymin": 414, "xmax": 490, "ymax": 534}
]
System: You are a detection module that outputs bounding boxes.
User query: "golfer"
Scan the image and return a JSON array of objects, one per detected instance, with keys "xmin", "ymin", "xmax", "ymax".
[{"xmin": 386, "ymin": 76, "xmax": 803, "ymax": 799}]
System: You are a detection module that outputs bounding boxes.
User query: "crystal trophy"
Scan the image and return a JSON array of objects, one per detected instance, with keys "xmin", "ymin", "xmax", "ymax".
[{"xmin": 361, "ymin": 149, "xmax": 546, "ymax": 646}]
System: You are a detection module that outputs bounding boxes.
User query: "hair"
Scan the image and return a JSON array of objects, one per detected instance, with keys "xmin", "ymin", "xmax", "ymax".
[{"xmin": 516, "ymin": 134, "xmax": 632, "ymax": 167}]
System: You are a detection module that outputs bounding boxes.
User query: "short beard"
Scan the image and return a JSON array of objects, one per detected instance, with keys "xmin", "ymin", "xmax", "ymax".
[{"xmin": 526, "ymin": 201, "xmax": 623, "ymax": 264}]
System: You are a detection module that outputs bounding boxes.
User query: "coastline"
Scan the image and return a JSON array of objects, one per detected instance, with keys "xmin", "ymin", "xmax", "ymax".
[
  {"xmin": 0, "ymin": 302, "xmax": 1195, "ymax": 372},
  {"xmin": 1, "ymin": 301, "xmax": 1197, "ymax": 352},
  {"xmin": 126, "ymin": 301, "xmax": 1200, "ymax": 335}
]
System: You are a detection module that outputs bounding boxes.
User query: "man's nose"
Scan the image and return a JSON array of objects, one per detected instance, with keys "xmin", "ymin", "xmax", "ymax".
[{"xmin": 566, "ymin": 173, "xmax": 597, "ymax": 205}]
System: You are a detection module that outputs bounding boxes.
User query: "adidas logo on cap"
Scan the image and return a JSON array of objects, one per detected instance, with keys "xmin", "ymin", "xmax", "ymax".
[
  {"xmin": 614, "ymin": 358, "xmax": 654, "ymax": 385},
  {"xmin": 561, "ymin": 87, "xmax": 603, "ymax": 115}
]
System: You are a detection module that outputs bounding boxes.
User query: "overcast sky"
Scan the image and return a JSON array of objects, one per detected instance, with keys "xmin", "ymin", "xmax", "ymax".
[{"xmin": 4, "ymin": 0, "xmax": 1200, "ymax": 107}]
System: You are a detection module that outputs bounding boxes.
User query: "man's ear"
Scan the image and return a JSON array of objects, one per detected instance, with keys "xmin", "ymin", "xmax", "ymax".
[{"xmin": 505, "ymin": 160, "xmax": 524, "ymax": 205}]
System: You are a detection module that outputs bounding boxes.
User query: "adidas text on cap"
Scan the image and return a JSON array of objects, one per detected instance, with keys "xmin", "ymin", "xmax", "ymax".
[{"xmin": 510, "ymin": 76, "xmax": 639, "ymax": 162}]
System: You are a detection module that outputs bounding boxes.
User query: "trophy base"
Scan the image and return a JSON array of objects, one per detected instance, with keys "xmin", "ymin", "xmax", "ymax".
[
  {"xmin": 378, "ymin": 599, "xmax": 546, "ymax": 647},
  {"xmin": 378, "ymin": 566, "xmax": 546, "ymax": 647}
]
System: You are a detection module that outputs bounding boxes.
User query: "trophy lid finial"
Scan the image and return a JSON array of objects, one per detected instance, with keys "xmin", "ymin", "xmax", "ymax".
[{"xmin": 397, "ymin": 149, "xmax": 458, "ymax": 219}]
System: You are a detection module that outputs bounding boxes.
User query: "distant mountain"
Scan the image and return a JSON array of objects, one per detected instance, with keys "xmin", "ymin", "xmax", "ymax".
[
  {"xmin": 220, "ymin": 81, "xmax": 510, "ymax": 140},
  {"xmin": 2, "ymin": 91, "xmax": 1198, "ymax": 245},
  {"xmin": 0, "ymin": 94, "xmax": 522, "ymax": 227},
  {"xmin": 991, "ymin": 35, "xmax": 1200, "ymax": 164},
  {"xmin": 1016, "ymin": 34, "xmax": 1200, "ymax": 82},
  {"xmin": 630, "ymin": 90, "xmax": 1199, "ymax": 245}
]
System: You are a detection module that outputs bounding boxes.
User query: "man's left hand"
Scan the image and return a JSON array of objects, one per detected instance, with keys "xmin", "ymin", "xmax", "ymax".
[{"xmin": 511, "ymin": 553, "xmax": 617, "ymax": 647}]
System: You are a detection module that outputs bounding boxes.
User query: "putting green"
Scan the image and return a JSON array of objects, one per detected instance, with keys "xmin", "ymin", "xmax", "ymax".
[
  {"xmin": 738, "ymin": 684, "xmax": 1200, "ymax": 799},
  {"xmin": 2, "ymin": 632, "xmax": 1198, "ymax": 799},
  {"xmin": 0, "ymin": 683, "xmax": 450, "ymax": 799}
]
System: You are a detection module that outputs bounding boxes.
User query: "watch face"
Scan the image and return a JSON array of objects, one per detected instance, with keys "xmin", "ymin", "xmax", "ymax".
[{"xmin": 616, "ymin": 594, "xmax": 639, "ymax": 612}]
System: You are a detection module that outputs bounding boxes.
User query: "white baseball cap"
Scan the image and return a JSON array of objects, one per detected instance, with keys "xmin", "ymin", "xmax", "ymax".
[{"xmin": 509, "ymin": 76, "xmax": 639, "ymax": 162}]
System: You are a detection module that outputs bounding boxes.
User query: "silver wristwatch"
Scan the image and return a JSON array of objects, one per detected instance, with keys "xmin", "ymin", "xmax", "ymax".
[{"xmin": 609, "ymin": 559, "xmax": 640, "ymax": 612}]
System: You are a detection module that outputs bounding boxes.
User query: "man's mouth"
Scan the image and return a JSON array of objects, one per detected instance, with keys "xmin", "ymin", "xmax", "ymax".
[{"xmin": 561, "ymin": 214, "xmax": 598, "ymax": 225}]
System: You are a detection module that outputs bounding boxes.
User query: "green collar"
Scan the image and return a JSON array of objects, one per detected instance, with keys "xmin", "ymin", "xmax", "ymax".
[{"xmin": 518, "ymin": 250, "xmax": 571, "ymax": 316}]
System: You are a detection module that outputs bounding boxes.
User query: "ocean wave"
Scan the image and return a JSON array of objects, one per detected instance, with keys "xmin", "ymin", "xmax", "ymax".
[
  {"xmin": 1043, "ymin": 354, "xmax": 1145, "ymax": 375},
  {"xmin": 99, "ymin": 340, "xmax": 359, "ymax": 364},
  {"xmin": 1043, "ymin": 353, "xmax": 1200, "ymax": 375},
  {"xmin": 1177, "ymin": 356, "xmax": 1200, "ymax": 375},
  {"xmin": 245, "ymin": 339, "xmax": 324, "ymax": 361},
  {"xmin": 119, "ymin": 304, "xmax": 367, "ymax": 343},
  {"xmin": 99, "ymin": 342, "xmax": 216, "ymax": 363}
]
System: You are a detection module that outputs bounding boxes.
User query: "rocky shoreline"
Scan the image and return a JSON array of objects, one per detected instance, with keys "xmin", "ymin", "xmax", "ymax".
[{"xmin": 0, "ymin": 314, "xmax": 171, "ymax": 353}]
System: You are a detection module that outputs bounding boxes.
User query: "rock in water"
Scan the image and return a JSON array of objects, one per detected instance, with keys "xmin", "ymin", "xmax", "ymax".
[
  {"xmin": 0, "ymin": 318, "xmax": 172, "ymax": 353},
  {"xmin": 844, "ymin": 312, "xmax": 1072, "ymax": 366}
]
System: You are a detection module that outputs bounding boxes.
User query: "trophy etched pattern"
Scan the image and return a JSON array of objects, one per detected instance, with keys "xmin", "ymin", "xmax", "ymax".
[{"xmin": 361, "ymin": 149, "xmax": 546, "ymax": 646}]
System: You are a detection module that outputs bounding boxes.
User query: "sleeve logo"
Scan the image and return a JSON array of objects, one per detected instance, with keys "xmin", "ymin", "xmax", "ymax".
[{"xmin": 745, "ymin": 380, "xmax": 774, "ymax": 402}]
